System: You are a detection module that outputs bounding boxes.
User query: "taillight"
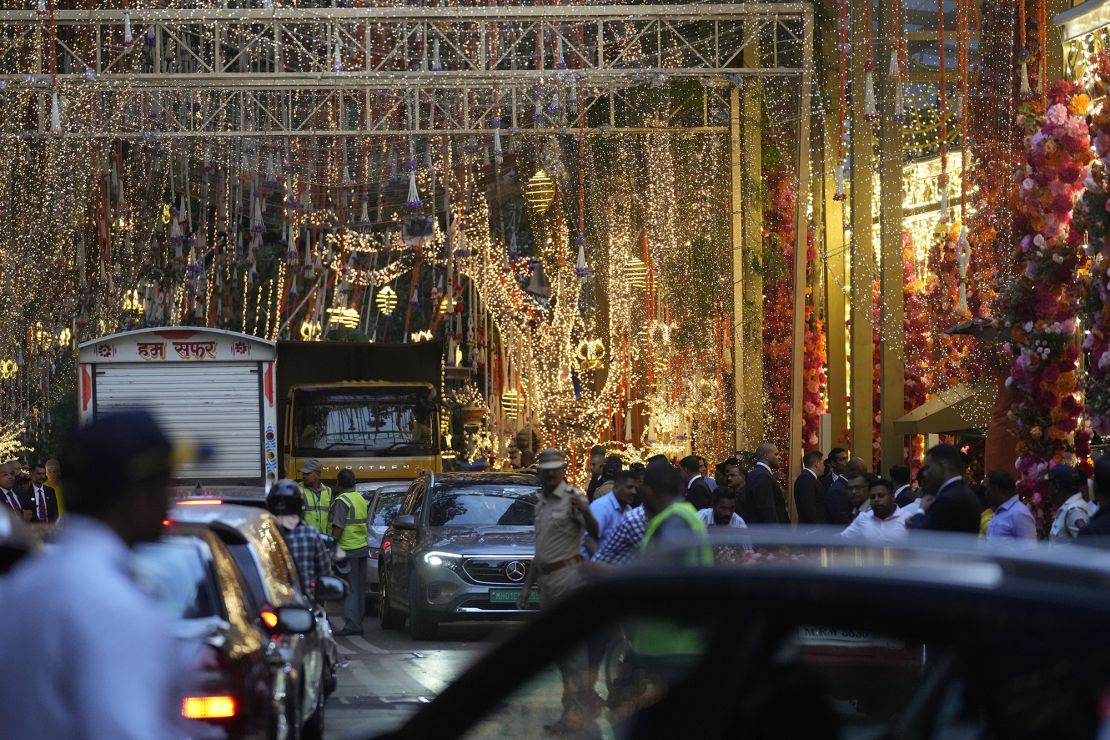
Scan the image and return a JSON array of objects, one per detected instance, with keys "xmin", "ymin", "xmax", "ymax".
[
  {"xmin": 178, "ymin": 498, "xmax": 224, "ymax": 506},
  {"xmin": 182, "ymin": 695, "xmax": 237, "ymax": 719},
  {"xmin": 260, "ymin": 610, "xmax": 279, "ymax": 629},
  {"xmin": 162, "ymin": 519, "xmax": 172, "ymax": 528}
]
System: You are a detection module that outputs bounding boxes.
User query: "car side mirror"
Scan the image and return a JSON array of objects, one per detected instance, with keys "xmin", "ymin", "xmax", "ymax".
[
  {"xmin": 394, "ymin": 514, "xmax": 417, "ymax": 531},
  {"xmin": 261, "ymin": 606, "xmax": 314, "ymax": 634},
  {"xmin": 316, "ymin": 575, "xmax": 347, "ymax": 602}
]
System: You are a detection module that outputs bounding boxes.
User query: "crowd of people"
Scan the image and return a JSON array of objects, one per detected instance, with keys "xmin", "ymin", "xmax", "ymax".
[{"xmin": 0, "ymin": 458, "xmax": 62, "ymax": 525}]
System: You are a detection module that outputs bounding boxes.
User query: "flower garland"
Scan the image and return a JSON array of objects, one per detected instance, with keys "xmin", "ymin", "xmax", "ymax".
[
  {"xmin": 1078, "ymin": 53, "xmax": 1110, "ymax": 437},
  {"xmin": 801, "ymin": 222, "xmax": 826, "ymax": 451},
  {"xmin": 761, "ymin": 169, "xmax": 795, "ymax": 461},
  {"xmin": 902, "ymin": 230, "xmax": 930, "ymax": 470},
  {"xmin": 999, "ymin": 81, "xmax": 1093, "ymax": 524}
]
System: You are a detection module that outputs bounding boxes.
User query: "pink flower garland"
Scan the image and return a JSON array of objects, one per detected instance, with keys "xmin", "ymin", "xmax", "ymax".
[
  {"xmin": 1079, "ymin": 54, "xmax": 1110, "ymax": 438},
  {"xmin": 999, "ymin": 83, "xmax": 1093, "ymax": 523}
]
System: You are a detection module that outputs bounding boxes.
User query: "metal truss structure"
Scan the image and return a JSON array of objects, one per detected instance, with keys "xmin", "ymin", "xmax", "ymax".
[{"xmin": 0, "ymin": 3, "xmax": 811, "ymax": 138}]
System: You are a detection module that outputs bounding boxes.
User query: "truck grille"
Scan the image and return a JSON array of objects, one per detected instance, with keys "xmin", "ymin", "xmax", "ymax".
[{"xmin": 462, "ymin": 557, "xmax": 532, "ymax": 585}]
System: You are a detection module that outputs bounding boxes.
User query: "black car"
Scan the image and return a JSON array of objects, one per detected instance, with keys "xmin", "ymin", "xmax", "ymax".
[
  {"xmin": 377, "ymin": 472, "xmax": 539, "ymax": 640},
  {"xmin": 170, "ymin": 502, "xmax": 343, "ymax": 739},
  {"xmin": 377, "ymin": 530, "xmax": 1110, "ymax": 739}
]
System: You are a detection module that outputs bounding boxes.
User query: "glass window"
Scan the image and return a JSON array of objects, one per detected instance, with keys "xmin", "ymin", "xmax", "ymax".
[
  {"xmin": 134, "ymin": 537, "xmax": 220, "ymax": 620},
  {"xmin": 227, "ymin": 543, "xmax": 266, "ymax": 608},
  {"xmin": 427, "ymin": 486, "xmax": 538, "ymax": 527},
  {"xmin": 292, "ymin": 387, "xmax": 437, "ymax": 457},
  {"xmin": 372, "ymin": 491, "xmax": 406, "ymax": 530}
]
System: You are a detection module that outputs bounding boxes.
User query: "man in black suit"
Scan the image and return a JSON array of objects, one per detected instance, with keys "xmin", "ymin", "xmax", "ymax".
[
  {"xmin": 820, "ymin": 447, "xmax": 849, "ymax": 490},
  {"xmin": 585, "ymin": 445, "xmax": 606, "ymax": 502},
  {"xmin": 745, "ymin": 442, "xmax": 790, "ymax": 524},
  {"xmin": 679, "ymin": 455, "xmax": 714, "ymax": 511},
  {"xmin": 20, "ymin": 462, "xmax": 59, "ymax": 523},
  {"xmin": 1, "ymin": 462, "xmax": 28, "ymax": 519},
  {"xmin": 921, "ymin": 443, "xmax": 981, "ymax": 534},
  {"xmin": 793, "ymin": 450, "xmax": 826, "ymax": 524},
  {"xmin": 824, "ymin": 457, "xmax": 864, "ymax": 525},
  {"xmin": 890, "ymin": 464, "xmax": 915, "ymax": 508}
]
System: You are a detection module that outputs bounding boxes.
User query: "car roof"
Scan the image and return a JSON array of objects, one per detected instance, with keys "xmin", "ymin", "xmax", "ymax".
[
  {"xmin": 170, "ymin": 502, "xmax": 278, "ymax": 545},
  {"xmin": 427, "ymin": 472, "xmax": 539, "ymax": 487}
]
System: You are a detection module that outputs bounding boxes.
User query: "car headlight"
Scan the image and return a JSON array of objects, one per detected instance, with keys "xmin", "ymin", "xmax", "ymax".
[{"xmin": 422, "ymin": 551, "xmax": 461, "ymax": 570}]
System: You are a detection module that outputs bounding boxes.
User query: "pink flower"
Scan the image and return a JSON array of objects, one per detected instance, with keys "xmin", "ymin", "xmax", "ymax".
[{"xmin": 1046, "ymin": 104, "xmax": 1069, "ymax": 126}]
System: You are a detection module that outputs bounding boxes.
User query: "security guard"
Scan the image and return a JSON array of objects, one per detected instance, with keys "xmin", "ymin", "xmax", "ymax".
[
  {"xmin": 330, "ymin": 468, "xmax": 368, "ymax": 636},
  {"xmin": 300, "ymin": 459, "xmax": 333, "ymax": 533}
]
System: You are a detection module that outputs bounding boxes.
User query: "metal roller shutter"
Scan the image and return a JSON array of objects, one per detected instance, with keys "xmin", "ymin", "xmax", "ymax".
[{"xmin": 94, "ymin": 363, "xmax": 262, "ymax": 480}]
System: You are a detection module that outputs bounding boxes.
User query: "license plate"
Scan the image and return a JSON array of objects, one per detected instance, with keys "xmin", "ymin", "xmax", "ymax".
[{"xmin": 489, "ymin": 588, "xmax": 538, "ymax": 604}]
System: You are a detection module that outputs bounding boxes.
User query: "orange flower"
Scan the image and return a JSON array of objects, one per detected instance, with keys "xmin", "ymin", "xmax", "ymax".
[{"xmin": 1071, "ymin": 93, "xmax": 1092, "ymax": 116}]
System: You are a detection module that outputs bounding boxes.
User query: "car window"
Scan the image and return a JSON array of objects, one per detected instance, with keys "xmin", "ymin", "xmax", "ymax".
[
  {"xmin": 227, "ymin": 543, "xmax": 267, "ymax": 608},
  {"xmin": 224, "ymin": 522, "xmax": 300, "ymax": 607},
  {"xmin": 402, "ymin": 481, "xmax": 426, "ymax": 519},
  {"xmin": 372, "ymin": 491, "xmax": 406, "ymax": 529},
  {"xmin": 456, "ymin": 616, "xmax": 987, "ymax": 740},
  {"xmin": 134, "ymin": 537, "xmax": 221, "ymax": 620},
  {"xmin": 428, "ymin": 486, "xmax": 538, "ymax": 527}
]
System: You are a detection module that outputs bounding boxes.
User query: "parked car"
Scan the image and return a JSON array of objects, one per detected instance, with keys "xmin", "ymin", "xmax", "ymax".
[
  {"xmin": 170, "ymin": 502, "xmax": 343, "ymax": 739},
  {"xmin": 377, "ymin": 472, "xmax": 539, "ymax": 639},
  {"xmin": 365, "ymin": 483, "xmax": 409, "ymax": 601},
  {"xmin": 375, "ymin": 529, "xmax": 1110, "ymax": 739}
]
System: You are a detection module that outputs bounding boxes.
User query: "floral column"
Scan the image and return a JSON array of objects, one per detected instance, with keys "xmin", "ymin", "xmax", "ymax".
[{"xmin": 1000, "ymin": 83, "xmax": 1093, "ymax": 529}]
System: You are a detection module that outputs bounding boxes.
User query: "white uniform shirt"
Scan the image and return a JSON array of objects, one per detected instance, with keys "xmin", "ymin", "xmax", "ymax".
[
  {"xmin": 841, "ymin": 506, "xmax": 910, "ymax": 544},
  {"xmin": 696, "ymin": 508, "xmax": 748, "ymax": 528},
  {"xmin": 0, "ymin": 516, "xmax": 183, "ymax": 739},
  {"xmin": 1050, "ymin": 493, "xmax": 1092, "ymax": 543}
]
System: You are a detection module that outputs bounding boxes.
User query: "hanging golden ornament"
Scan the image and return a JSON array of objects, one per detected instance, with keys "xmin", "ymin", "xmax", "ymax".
[
  {"xmin": 625, "ymin": 256, "xmax": 647, "ymax": 289},
  {"xmin": 574, "ymin": 338, "xmax": 606, "ymax": 371},
  {"xmin": 0, "ymin": 360, "xmax": 18, "ymax": 380},
  {"xmin": 326, "ymin": 306, "xmax": 359, "ymax": 329},
  {"xmin": 299, "ymin": 319, "xmax": 323, "ymax": 341},
  {"xmin": 376, "ymin": 285, "xmax": 398, "ymax": 316},
  {"xmin": 523, "ymin": 170, "xmax": 556, "ymax": 212},
  {"xmin": 501, "ymin": 388, "xmax": 522, "ymax": 420}
]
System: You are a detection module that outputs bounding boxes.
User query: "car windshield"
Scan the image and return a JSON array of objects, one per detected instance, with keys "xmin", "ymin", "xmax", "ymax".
[
  {"xmin": 428, "ymin": 485, "xmax": 538, "ymax": 527},
  {"xmin": 292, "ymin": 387, "xmax": 437, "ymax": 457},
  {"xmin": 134, "ymin": 537, "xmax": 220, "ymax": 620},
  {"xmin": 372, "ymin": 491, "xmax": 406, "ymax": 529}
]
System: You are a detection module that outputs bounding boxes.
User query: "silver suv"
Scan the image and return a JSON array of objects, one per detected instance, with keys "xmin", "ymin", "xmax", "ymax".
[{"xmin": 377, "ymin": 472, "xmax": 539, "ymax": 639}]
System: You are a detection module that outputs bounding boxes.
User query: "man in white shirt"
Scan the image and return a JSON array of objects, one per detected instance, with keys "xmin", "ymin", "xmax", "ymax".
[
  {"xmin": 697, "ymin": 487, "xmax": 748, "ymax": 528},
  {"xmin": 0, "ymin": 410, "xmax": 189, "ymax": 740},
  {"xmin": 841, "ymin": 477, "xmax": 909, "ymax": 544},
  {"xmin": 1049, "ymin": 464, "xmax": 1091, "ymax": 543}
]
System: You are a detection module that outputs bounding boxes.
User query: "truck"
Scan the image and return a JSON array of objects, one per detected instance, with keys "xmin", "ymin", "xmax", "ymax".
[{"xmin": 78, "ymin": 327, "xmax": 451, "ymax": 497}]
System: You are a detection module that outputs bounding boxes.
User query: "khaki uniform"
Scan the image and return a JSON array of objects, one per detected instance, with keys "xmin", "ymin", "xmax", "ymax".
[{"xmin": 534, "ymin": 480, "xmax": 588, "ymax": 608}]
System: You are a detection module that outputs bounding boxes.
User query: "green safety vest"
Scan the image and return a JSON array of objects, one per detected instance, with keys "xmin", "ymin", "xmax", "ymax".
[
  {"xmin": 301, "ymin": 483, "xmax": 333, "ymax": 534},
  {"xmin": 632, "ymin": 501, "xmax": 712, "ymax": 657},
  {"xmin": 334, "ymin": 490, "xmax": 369, "ymax": 552}
]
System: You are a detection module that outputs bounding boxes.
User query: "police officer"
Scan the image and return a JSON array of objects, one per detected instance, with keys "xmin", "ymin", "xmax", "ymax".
[
  {"xmin": 267, "ymin": 479, "xmax": 333, "ymax": 601},
  {"xmin": 330, "ymin": 468, "xmax": 368, "ymax": 636},
  {"xmin": 300, "ymin": 459, "xmax": 333, "ymax": 533}
]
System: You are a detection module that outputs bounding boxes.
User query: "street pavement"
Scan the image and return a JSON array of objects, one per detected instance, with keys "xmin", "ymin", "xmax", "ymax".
[{"xmin": 324, "ymin": 611, "xmax": 521, "ymax": 739}]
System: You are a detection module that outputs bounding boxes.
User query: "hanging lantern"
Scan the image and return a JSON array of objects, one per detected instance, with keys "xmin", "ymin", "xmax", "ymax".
[
  {"xmin": 574, "ymin": 338, "xmax": 606, "ymax": 371},
  {"xmin": 326, "ymin": 306, "xmax": 359, "ymax": 329},
  {"xmin": 501, "ymin": 389, "xmax": 522, "ymax": 420},
  {"xmin": 625, "ymin": 256, "xmax": 647, "ymax": 289},
  {"xmin": 299, "ymin": 319, "xmax": 322, "ymax": 341},
  {"xmin": 523, "ymin": 170, "xmax": 556, "ymax": 212},
  {"xmin": 376, "ymin": 285, "xmax": 398, "ymax": 316},
  {"xmin": 0, "ymin": 359, "xmax": 18, "ymax": 380}
]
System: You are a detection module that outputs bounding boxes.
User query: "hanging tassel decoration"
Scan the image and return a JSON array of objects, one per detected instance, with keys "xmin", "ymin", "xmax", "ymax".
[
  {"xmin": 889, "ymin": 51, "xmax": 904, "ymax": 121},
  {"xmin": 304, "ymin": 235, "xmax": 315, "ymax": 279},
  {"xmin": 532, "ymin": 94, "xmax": 543, "ymax": 123},
  {"xmin": 956, "ymin": 225, "xmax": 971, "ymax": 314},
  {"xmin": 333, "ymin": 36, "xmax": 343, "ymax": 72},
  {"xmin": 574, "ymin": 234, "xmax": 588, "ymax": 279},
  {"xmin": 431, "ymin": 37, "xmax": 442, "ymax": 72},
  {"xmin": 357, "ymin": 194, "xmax": 371, "ymax": 231},
  {"xmin": 50, "ymin": 90, "xmax": 62, "ymax": 136},
  {"xmin": 555, "ymin": 34, "xmax": 566, "ymax": 70},
  {"xmin": 492, "ymin": 119, "xmax": 504, "ymax": 165},
  {"xmin": 123, "ymin": 12, "xmax": 134, "ymax": 48},
  {"xmin": 406, "ymin": 168, "xmax": 422, "ymax": 209},
  {"xmin": 863, "ymin": 69, "xmax": 878, "ymax": 121},
  {"xmin": 251, "ymin": 192, "xmax": 266, "ymax": 234},
  {"xmin": 1020, "ymin": 60, "xmax": 1032, "ymax": 97},
  {"xmin": 833, "ymin": 159, "xmax": 847, "ymax": 201},
  {"xmin": 454, "ymin": 228, "xmax": 470, "ymax": 258}
]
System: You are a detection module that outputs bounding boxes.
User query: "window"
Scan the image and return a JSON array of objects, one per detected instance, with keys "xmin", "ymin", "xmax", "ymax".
[
  {"xmin": 427, "ymin": 486, "xmax": 538, "ymax": 527},
  {"xmin": 134, "ymin": 538, "xmax": 220, "ymax": 620},
  {"xmin": 292, "ymin": 387, "xmax": 437, "ymax": 457},
  {"xmin": 371, "ymin": 491, "xmax": 406, "ymax": 532}
]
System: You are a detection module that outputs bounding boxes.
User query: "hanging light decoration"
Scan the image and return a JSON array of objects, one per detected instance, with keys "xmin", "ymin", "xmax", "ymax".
[
  {"xmin": 625, "ymin": 256, "xmax": 647, "ymax": 289},
  {"xmin": 523, "ymin": 169, "xmax": 556, "ymax": 212},
  {"xmin": 501, "ymin": 389, "xmax": 523, "ymax": 420},
  {"xmin": 299, "ymin": 319, "xmax": 323, "ymax": 341},
  {"xmin": 574, "ymin": 338, "xmax": 606, "ymax": 371},
  {"xmin": 326, "ymin": 307, "xmax": 359, "ymax": 328},
  {"xmin": 376, "ymin": 285, "xmax": 398, "ymax": 316}
]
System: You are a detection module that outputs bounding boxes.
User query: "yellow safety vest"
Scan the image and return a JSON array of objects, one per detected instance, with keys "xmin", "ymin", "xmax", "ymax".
[
  {"xmin": 632, "ymin": 501, "xmax": 712, "ymax": 657},
  {"xmin": 301, "ymin": 483, "xmax": 333, "ymax": 533},
  {"xmin": 334, "ymin": 490, "xmax": 369, "ymax": 552}
]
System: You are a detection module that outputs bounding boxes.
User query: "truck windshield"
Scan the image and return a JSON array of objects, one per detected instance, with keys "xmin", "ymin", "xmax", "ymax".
[{"xmin": 293, "ymin": 388, "xmax": 437, "ymax": 457}]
